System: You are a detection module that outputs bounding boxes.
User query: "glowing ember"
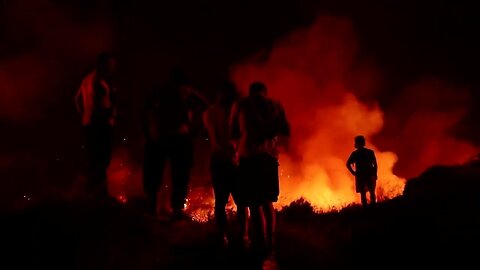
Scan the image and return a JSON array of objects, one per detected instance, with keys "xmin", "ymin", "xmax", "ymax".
[
  {"xmin": 107, "ymin": 147, "xmax": 143, "ymax": 202},
  {"xmin": 116, "ymin": 195, "xmax": 128, "ymax": 204},
  {"xmin": 184, "ymin": 188, "xmax": 217, "ymax": 223}
]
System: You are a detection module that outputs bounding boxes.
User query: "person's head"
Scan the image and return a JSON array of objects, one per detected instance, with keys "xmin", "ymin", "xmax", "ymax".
[
  {"xmin": 168, "ymin": 67, "xmax": 192, "ymax": 98},
  {"xmin": 169, "ymin": 67, "xmax": 190, "ymax": 85},
  {"xmin": 96, "ymin": 52, "xmax": 117, "ymax": 77},
  {"xmin": 354, "ymin": 135, "xmax": 366, "ymax": 149},
  {"xmin": 249, "ymin": 81, "xmax": 267, "ymax": 97},
  {"xmin": 217, "ymin": 81, "xmax": 238, "ymax": 107}
]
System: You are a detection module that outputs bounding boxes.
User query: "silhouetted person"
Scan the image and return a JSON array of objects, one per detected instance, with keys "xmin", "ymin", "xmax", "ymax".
[
  {"xmin": 346, "ymin": 135, "xmax": 378, "ymax": 207},
  {"xmin": 75, "ymin": 52, "xmax": 117, "ymax": 199},
  {"xmin": 143, "ymin": 68, "xmax": 197, "ymax": 221},
  {"xmin": 230, "ymin": 81, "xmax": 290, "ymax": 256},
  {"xmin": 203, "ymin": 81, "xmax": 248, "ymax": 247}
]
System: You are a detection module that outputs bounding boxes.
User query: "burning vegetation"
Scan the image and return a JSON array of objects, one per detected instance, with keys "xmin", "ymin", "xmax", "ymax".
[{"xmin": 103, "ymin": 15, "xmax": 479, "ymax": 221}]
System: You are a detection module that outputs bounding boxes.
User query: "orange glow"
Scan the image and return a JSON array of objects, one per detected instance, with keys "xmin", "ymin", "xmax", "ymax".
[
  {"xmin": 231, "ymin": 16, "xmax": 406, "ymax": 210},
  {"xmin": 105, "ymin": 15, "xmax": 478, "ymax": 218},
  {"xmin": 107, "ymin": 148, "xmax": 224, "ymax": 222},
  {"xmin": 0, "ymin": 1, "xmax": 113, "ymax": 122},
  {"xmin": 107, "ymin": 147, "xmax": 143, "ymax": 201},
  {"xmin": 272, "ymin": 97, "xmax": 405, "ymax": 211},
  {"xmin": 116, "ymin": 195, "xmax": 128, "ymax": 204},
  {"xmin": 184, "ymin": 188, "xmax": 236, "ymax": 223},
  {"xmin": 377, "ymin": 78, "xmax": 478, "ymax": 178}
]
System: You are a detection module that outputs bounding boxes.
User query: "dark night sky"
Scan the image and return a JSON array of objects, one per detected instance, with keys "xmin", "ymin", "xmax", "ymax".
[{"xmin": 0, "ymin": 0, "xmax": 479, "ymax": 206}]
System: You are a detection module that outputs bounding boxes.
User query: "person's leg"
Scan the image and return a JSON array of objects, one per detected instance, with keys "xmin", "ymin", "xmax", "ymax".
[
  {"xmin": 143, "ymin": 141, "xmax": 165, "ymax": 216},
  {"xmin": 357, "ymin": 176, "xmax": 368, "ymax": 207},
  {"xmin": 249, "ymin": 205, "xmax": 265, "ymax": 250},
  {"xmin": 236, "ymin": 157, "xmax": 254, "ymax": 248},
  {"xmin": 257, "ymin": 154, "xmax": 280, "ymax": 255},
  {"xmin": 224, "ymin": 159, "xmax": 248, "ymax": 247},
  {"xmin": 84, "ymin": 125, "xmax": 96, "ymax": 192},
  {"xmin": 213, "ymin": 189, "xmax": 229, "ymax": 237},
  {"xmin": 369, "ymin": 180, "xmax": 377, "ymax": 205},
  {"xmin": 244, "ymin": 154, "xmax": 277, "ymax": 253},
  {"xmin": 85, "ymin": 124, "xmax": 106, "ymax": 197},
  {"xmin": 369, "ymin": 192, "xmax": 376, "ymax": 206},
  {"xmin": 360, "ymin": 191, "xmax": 368, "ymax": 207},
  {"xmin": 262, "ymin": 202, "xmax": 276, "ymax": 254},
  {"xmin": 236, "ymin": 205, "xmax": 250, "ymax": 247},
  {"xmin": 170, "ymin": 135, "xmax": 193, "ymax": 219},
  {"xmin": 97, "ymin": 124, "xmax": 114, "ymax": 198},
  {"xmin": 211, "ymin": 155, "xmax": 230, "ymax": 239}
]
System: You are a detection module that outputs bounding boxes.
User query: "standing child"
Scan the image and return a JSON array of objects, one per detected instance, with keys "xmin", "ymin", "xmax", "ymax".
[{"xmin": 346, "ymin": 135, "xmax": 378, "ymax": 207}]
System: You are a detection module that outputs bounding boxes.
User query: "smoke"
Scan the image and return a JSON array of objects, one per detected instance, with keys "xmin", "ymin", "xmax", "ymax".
[
  {"xmin": 230, "ymin": 16, "xmax": 477, "ymax": 209},
  {"xmin": 0, "ymin": 0, "xmax": 113, "ymax": 122},
  {"xmin": 376, "ymin": 78, "xmax": 478, "ymax": 178},
  {"xmin": 3, "ymin": 2, "xmax": 475, "ymax": 212},
  {"xmin": 0, "ymin": 0, "xmax": 114, "ymax": 206}
]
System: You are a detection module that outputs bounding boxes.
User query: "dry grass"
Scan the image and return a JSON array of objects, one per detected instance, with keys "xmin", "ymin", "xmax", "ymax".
[{"xmin": 2, "ymin": 161, "xmax": 480, "ymax": 269}]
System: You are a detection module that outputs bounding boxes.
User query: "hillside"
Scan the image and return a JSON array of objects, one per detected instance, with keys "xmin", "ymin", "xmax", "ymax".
[{"xmin": 2, "ymin": 159, "xmax": 480, "ymax": 269}]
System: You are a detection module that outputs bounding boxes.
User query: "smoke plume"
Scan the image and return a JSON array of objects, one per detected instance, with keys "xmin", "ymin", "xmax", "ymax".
[
  {"xmin": 0, "ymin": 0, "xmax": 113, "ymax": 122},
  {"xmin": 231, "ymin": 16, "xmax": 477, "ymax": 209}
]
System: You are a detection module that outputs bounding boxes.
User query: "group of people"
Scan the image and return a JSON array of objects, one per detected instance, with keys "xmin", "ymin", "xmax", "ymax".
[
  {"xmin": 75, "ymin": 52, "xmax": 379, "ymax": 256},
  {"xmin": 204, "ymin": 80, "xmax": 291, "ymax": 252}
]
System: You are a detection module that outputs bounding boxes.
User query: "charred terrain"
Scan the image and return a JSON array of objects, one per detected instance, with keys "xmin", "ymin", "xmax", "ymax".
[{"xmin": 2, "ymin": 158, "xmax": 480, "ymax": 270}]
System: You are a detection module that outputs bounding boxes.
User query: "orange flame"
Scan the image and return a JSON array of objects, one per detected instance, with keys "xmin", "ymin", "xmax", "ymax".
[
  {"xmin": 231, "ymin": 16, "xmax": 406, "ymax": 210},
  {"xmin": 273, "ymin": 96, "xmax": 405, "ymax": 211},
  {"xmin": 106, "ymin": 16, "xmax": 477, "ymax": 218}
]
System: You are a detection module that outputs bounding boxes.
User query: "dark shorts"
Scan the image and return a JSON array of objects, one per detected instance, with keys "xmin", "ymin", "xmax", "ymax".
[
  {"xmin": 355, "ymin": 175, "xmax": 376, "ymax": 193},
  {"xmin": 85, "ymin": 124, "xmax": 113, "ymax": 173},
  {"xmin": 236, "ymin": 153, "xmax": 279, "ymax": 206},
  {"xmin": 210, "ymin": 154, "xmax": 240, "ymax": 206}
]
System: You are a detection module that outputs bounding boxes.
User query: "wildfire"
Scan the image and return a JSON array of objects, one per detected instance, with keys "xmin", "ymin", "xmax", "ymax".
[
  {"xmin": 275, "ymin": 149, "xmax": 404, "ymax": 211},
  {"xmin": 231, "ymin": 16, "xmax": 407, "ymax": 211},
  {"xmin": 105, "ymin": 16, "xmax": 408, "ymax": 219},
  {"xmin": 104, "ymin": 15, "xmax": 477, "ymax": 221}
]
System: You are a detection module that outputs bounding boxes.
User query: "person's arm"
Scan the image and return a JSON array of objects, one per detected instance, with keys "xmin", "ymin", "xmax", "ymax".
[
  {"xmin": 229, "ymin": 101, "xmax": 240, "ymax": 141},
  {"xmin": 74, "ymin": 86, "xmax": 83, "ymax": 114},
  {"xmin": 143, "ymin": 90, "xmax": 158, "ymax": 141},
  {"xmin": 187, "ymin": 86, "xmax": 211, "ymax": 108},
  {"xmin": 110, "ymin": 84, "xmax": 117, "ymax": 120},
  {"xmin": 276, "ymin": 103, "xmax": 291, "ymax": 152},
  {"xmin": 346, "ymin": 152, "xmax": 356, "ymax": 176},
  {"xmin": 228, "ymin": 102, "xmax": 241, "ymax": 165},
  {"xmin": 202, "ymin": 108, "xmax": 218, "ymax": 150},
  {"xmin": 178, "ymin": 95, "xmax": 191, "ymax": 134},
  {"xmin": 372, "ymin": 151, "xmax": 378, "ymax": 180}
]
